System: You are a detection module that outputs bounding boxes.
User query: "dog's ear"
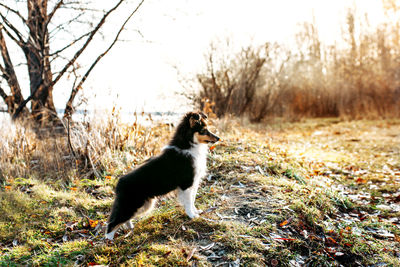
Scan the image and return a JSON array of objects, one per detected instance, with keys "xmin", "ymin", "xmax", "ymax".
[
  {"xmin": 189, "ymin": 112, "xmax": 201, "ymax": 128},
  {"xmin": 199, "ymin": 112, "xmax": 208, "ymax": 120}
]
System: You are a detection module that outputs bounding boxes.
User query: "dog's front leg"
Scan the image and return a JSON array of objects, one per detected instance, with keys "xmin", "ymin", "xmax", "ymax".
[
  {"xmin": 178, "ymin": 187, "xmax": 198, "ymax": 219},
  {"xmin": 191, "ymin": 183, "xmax": 202, "ymax": 216}
]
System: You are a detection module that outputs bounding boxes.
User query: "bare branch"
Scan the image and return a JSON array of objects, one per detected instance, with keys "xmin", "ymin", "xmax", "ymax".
[
  {"xmin": 64, "ymin": 0, "xmax": 145, "ymax": 117},
  {"xmin": 0, "ymin": 15, "xmax": 25, "ymax": 45},
  {"xmin": 52, "ymin": 0, "xmax": 126, "ymax": 87},
  {"xmin": 12, "ymin": 0, "xmax": 133, "ymax": 120},
  {"xmin": 12, "ymin": 95, "xmax": 32, "ymax": 120},
  {"xmin": 0, "ymin": 27, "xmax": 23, "ymax": 100},
  {"xmin": 47, "ymin": 0, "xmax": 63, "ymax": 24},
  {"xmin": 48, "ymin": 13, "xmax": 85, "ymax": 36},
  {"xmin": 49, "ymin": 30, "xmax": 91, "ymax": 57},
  {"xmin": 0, "ymin": 85, "xmax": 8, "ymax": 102},
  {"xmin": 0, "ymin": 3, "xmax": 26, "ymax": 24},
  {"xmin": 0, "ymin": 62, "xmax": 6, "ymax": 76}
]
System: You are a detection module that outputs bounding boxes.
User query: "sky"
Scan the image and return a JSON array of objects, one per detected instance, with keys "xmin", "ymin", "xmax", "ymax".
[
  {"xmin": 76, "ymin": 0, "xmax": 386, "ymax": 113},
  {"xmin": 2, "ymin": 0, "xmax": 388, "ymax": 114}
]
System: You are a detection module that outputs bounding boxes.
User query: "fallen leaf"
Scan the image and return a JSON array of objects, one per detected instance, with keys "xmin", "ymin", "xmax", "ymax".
[
  {"xmin": 255, "ymin": 165, "xmax": 264, "ymax": 175},
  {"xmin": 300, "ymin": 230, "xmax": 309, "ymax": 239},
  {"xmin": 89, "ymin": 219, "xmax": 99, "ymax": 228},
  {"xmin": 326, "ymin": 237, "xmax": 338, "ymax": 245},
  {"xmin": 4, "ymin": 185, "xmax": 12, "ymax": 190},
  {"xmin": 162, "ymin": 251, "xmax": 172, "ymax": 258},
  {"xmin": 325, "ymin": 247, "xmax": 336, "ymax": 253},
  {"xmin": 274, "ymin": 238, "xmax": 296, "ymax": 241},
  {"xmin": 105, "ymin": 176, "xmax": 112, "ymax": 180},
  {"xmin": 70, "ymin": 187, "xmax": 78, "ymax": 191},
  {"xmin": 355, "ymin": 177, "xmax": 367, "ymax": 184},
  {"xmin": 279, "ymin": 217, "xmax": 293, "ymax": 228},
  {"xmin": 186, "ymin": 247, "xmax": 196, "ymax": 261},
  {"xmin": 200, "ymin": 242, "xmax": 215, "ymax": 250},
  {"xmin": 280, "ymin": 220, "xmax": 289, "ymax": 227}
]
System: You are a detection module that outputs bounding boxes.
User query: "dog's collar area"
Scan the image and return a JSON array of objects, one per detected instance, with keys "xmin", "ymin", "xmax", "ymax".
[
  {"xmin": 163, "ymin": 145, "xmax": 179, "ymax": 151},
  {"xmin": 163, "ymin": 144, "xmax": 206, "ymax": 153}
]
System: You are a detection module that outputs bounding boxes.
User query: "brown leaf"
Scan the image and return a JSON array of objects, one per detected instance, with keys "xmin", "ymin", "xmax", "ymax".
[
  {"xmin": 162, "ymin": 251, "xmax": 172, "ymax": 258},
  {"xmin": 280, "ymin": 220, "xmax": 289, "ymax": 227},
  {"xmin": 279, "ymin": 217, "xmax": 293, "ymax": 228},
  {"xmin": 186, "ymin": 247, "xmax": 196, "ymax": 261},
  {"xmin": 355, "ymin": 177, "xmax": 367, "ymax": 184},
  {"xmin": 271, "ymin": 259, "xmax": 279, "ymax": 266},
  {"xmin": 89, "ymin": 219, "xmax": 99, "ymax": 228},
  {"xmin": 326, "ymin": 237, "xmax": 338, "ymax": 245}
]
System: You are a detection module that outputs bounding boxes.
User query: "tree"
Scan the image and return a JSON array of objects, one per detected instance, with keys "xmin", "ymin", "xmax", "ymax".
[{"xmin": 0, "ymin": 0, "xmax": 144, "ymax": 126}]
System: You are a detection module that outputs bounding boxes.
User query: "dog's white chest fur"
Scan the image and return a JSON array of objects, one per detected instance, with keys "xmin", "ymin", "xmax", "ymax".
[
  {"xmin": 187, "ymin": 143, "xmax": 208, "ymax": 182},
  {"xmin": 163, "ymin": 143, "xmax": 208, "ymax": 219}
]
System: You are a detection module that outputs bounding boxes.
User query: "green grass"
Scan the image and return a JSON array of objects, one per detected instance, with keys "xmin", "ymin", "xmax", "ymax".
[{"xmin": 1, "ymin": 118, "xmax": 400, "ymax": 266}]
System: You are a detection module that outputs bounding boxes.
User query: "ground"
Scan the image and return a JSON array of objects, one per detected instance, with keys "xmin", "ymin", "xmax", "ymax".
[{"xmin": 0, "ymin": 118, "xmax": 399, "ymax": 266}]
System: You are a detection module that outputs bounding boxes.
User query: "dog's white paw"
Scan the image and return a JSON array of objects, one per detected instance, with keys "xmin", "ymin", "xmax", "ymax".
[
  {"xmin": 105, "ymin": 232, "xmax": 115, "ymax": 241},
  {"xmin": 186, "ymin": 210, "xmax": 199, "ymax": 219}
]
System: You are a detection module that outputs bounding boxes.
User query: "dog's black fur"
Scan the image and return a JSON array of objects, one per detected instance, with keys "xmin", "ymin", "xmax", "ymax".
[{"xmin": 106, "ymin": 112, "xmax": 219, "ymax": 238}]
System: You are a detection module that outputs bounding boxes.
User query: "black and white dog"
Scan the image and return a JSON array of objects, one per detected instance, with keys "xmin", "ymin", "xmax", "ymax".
[{"xmin": 105, "ymin": 112, "xmax": 220, "ymax": 240}]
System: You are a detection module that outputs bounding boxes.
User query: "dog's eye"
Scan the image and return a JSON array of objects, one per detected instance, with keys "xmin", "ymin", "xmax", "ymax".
[{"xmin": 199, "ymin": 129, "xmax": 207, "ymax": 135}]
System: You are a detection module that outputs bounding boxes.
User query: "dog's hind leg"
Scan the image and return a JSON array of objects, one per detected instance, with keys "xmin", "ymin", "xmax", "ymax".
[
  {"xmin": 135, "ymin": 198, "xmax": 157, "ymax": 217},
  {"xmin": 124, "ymin": 220, "xmax": 134, "ymax": 230},
  {"xmin": 123, "ymin": 220, "xmax": 135, "ymax": 238},
  {"xmin": 106, "ymin": 197, "xmax": 143, "ymax": 240},
  {"xmin": 105, "ymin": 225, "xmax": 119, "ymax": 240}
]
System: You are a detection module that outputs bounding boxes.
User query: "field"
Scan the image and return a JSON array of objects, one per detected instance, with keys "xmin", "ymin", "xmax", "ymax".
[{"xmin": 1, "ymin": 116, "xmax": 399, "ymax": 266}]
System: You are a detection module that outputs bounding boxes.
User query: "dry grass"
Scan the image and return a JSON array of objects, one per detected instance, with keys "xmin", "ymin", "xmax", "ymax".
[
  {"xmin": 1, "ymin": 114, "xmax": 399, "ymax": 266},
  {"xmin": 0, "ymin": 110, "xmax": 173, "ymax": 185}
]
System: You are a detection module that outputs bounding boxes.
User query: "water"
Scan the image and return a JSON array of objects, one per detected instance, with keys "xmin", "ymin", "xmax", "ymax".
[{"xmin": 0, "ymin": 109, "xmax": 185, "ymax": 127}]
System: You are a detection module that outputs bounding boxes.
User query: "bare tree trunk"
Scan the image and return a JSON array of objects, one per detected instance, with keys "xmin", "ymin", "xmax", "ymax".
[
  {"xmin": 0, "ymin": 0, "xmax": 144, "ymax": 127},
  {"xmin": 0, "ymin": 27, "xmax": 25, "ymax": 114},
  {"xmin": 23, "ymin": 0, "xmax": 60, "ymax": 126}
]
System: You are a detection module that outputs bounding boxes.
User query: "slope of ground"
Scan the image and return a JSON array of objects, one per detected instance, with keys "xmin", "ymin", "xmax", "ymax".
[{"xmin": 1, "ymin": 118, "xmax": 399, "ymax": 266}]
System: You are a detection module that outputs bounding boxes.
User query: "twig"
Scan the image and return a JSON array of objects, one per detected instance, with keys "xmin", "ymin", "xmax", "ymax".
[
  {"xmin": 67, "ymin": 117, "xmax": 77, "ymax": 158},
  {"xmin": 63, "ymin": 0, "xmax": 145, "ymax": 117}
]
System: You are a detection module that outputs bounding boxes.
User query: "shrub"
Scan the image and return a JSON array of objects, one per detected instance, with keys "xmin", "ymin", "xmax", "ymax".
[{"xmin": 195, "ymin": 8, "xmax": 400, "ymax": 120}]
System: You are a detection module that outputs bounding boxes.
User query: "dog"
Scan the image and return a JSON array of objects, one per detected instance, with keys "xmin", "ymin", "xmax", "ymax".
[{"xmin": 105, "ymin": 112, "xmax": 220, "ymax": 240}]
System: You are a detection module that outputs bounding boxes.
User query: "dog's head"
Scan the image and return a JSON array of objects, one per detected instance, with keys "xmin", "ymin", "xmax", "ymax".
[{"xmin": 185, "ymin": 112, "xmax": 220, "ymax": 144}]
